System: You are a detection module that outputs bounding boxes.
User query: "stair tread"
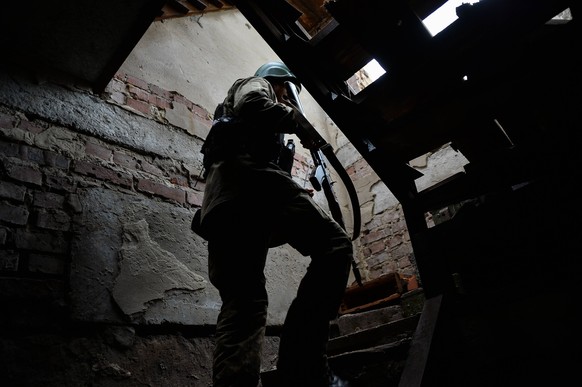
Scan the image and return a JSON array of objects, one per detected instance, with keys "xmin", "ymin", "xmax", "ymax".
[
  {"xmin": 328, "ymin": 313, "xmax": 420, "ymax": 356},
  {"xmin": 260, "ymin": 340, "xmax": 411, "ymax": 387}
]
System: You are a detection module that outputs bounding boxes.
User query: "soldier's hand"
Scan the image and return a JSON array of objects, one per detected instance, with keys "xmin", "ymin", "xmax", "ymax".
[{"xmin": 299, "ymin": 137, "xmax": 318, "ymax": 150}]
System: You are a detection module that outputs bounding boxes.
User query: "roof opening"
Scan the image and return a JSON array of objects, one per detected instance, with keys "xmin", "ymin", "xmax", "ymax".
[
  {"xmin": 346, "ymin": 59, "xmax": 386, "ymax": 95},
  {"xmin": 422, "ymin": 0, "xmax": 481, "ymax": 36},
  {"xmin": 547, "ymin": 8, "xmax": 573, "ymax": 24},
  {"xmin": 423, "ymin": 1, "xmax": 572, "ymax": 36}
]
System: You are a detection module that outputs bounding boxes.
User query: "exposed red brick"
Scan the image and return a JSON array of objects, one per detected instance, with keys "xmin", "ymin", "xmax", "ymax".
[
  {"xmin": 43, "ymin": 150, "xmax": 70, "ymax": 169},
  {"xmin": 149, "ymin": 94, "xmax": 171, "ymax": 109},
  {"xmin": 18, "ymin": 120, "xmax": 46, "ymax": 134},
  {"xmin": 85, "ymin": 142, "xmax": 112, "ymax": 161},
  {"xmin": 126, "ymin": 97, "xmax": 151, "ymax": 116},
  {"xmin": 125, "ymin": 75, "xmax": 149, "ymax": 90},
  {"xmin": 169, "ymin": 175, "xmax": 188, "ymax": 187},
  {"xmin": 137, "ymin": 179, "xmax": 185, "ymax": 203},
  {"xmin": 172, "ymin": 94, "xmax": 193, "ymax": 110},
  {"xmin": 385, "ymin": 233, "xmax": 403, "ymax": 249},
  {"xmin": 369, "ymin": 239, "xmax": 386, "ymax": 255},
  {"xmin": 19, "ymin": 144, "xmax": 44, "ymax": 164},
  {"xmin": 362, "ymin": 228, "xmax": 389, "ymax": 244},
  {"xmin": 114, "ymin": 71, "xmax": 127, "ymax": 81},
  {"xmin": 365, "ymin": 251, "xmax": 391, "ymax": 268},
  {"xmin": 346, "ymin": 165, "xmax": 356, "ymax": 176},
  {"xmin": 186, "ymin": 190, "xmax": 203, "ymax": 206},
  {"xmin": 128, "ymin": 85, "xmax": 150, "ymax": 101},
  {"xmin": 6, "ymin": 164, "xmax": 42, "ymax": 186},
  {"xmin": 395, "ymin": 254, "xmax": 413, "ymax": 272},
  {"xmin": 191, "ymin": 104, "xmax": 210, "ymax": 119},
  {"xmin": 113, "ymin": 151, "xmax": 138, "ymax": 169},
  {"xmin": 403, "ymin": 274, "xmax": 419, "ymax": 291},
  {"xmin": 150, "ymin": 84, "xmax": 172, "ymax": 99},
  {"xmin": 139, "ymin": 160, "xmax": 164, "ymax": 177},
  {"xmin": 190, "ymin": 179, "xmax": 205, "ymax": 191},
  {"xmin": 391, "ymin": 244, "xmax": 412, "ymax": 262},
  {"xmin": 74, "ymin": 160, "xmax": 133, "ymax": 188},
  {"xmin": 33, "ymin": 191, "xmax": 65, "ymax": 209},
  {"xmin": 45, "ymin": 174, "xmax": 75, "ymax": 193}
]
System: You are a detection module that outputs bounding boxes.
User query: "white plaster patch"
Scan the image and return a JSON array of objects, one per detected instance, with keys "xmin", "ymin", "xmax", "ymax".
[
  {"xmin": 165, "ymin": 102, "xmax": 197, "ymax": 135},
  {"xmin": 112, "ymin": 219, "xmax": 207, "ymax": 315},
  {"xmin": 414, "ymin": 144, "xmax": 469, "ymax": 192},
  {"xmin": 371, "ymin": 181, "xmax": 399, "ymax": 214}
]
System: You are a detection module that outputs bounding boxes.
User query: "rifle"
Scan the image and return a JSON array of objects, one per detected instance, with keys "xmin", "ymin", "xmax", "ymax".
[{"xmin": 285, "ymin": 82, "xmax": 363, "ymax": 286}]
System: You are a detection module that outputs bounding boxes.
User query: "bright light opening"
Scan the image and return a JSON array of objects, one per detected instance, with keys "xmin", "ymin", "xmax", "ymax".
[
  {"xmin": 363, "ymin": 59, "xmax": 386, "ymax": 82},
  {"xmin": 346, "ymin": 59, "xmax": 386, "ymax": 95},
  {"xmin": 422, "ymin": 0, "xmax": 480, "ymax": 36},
  {"xmin": 549, "ymin": 8, "xmax": 572, "ymax": 23},
  {"xmin": 423, "ymin": 2, "xmax": 572, "ymax": 36}
]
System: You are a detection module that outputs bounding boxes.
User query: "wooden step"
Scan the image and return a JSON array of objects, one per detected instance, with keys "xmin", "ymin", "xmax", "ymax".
[{"xmin": 260, "ymin": 339, "xmax": 413, "ymax": 387}]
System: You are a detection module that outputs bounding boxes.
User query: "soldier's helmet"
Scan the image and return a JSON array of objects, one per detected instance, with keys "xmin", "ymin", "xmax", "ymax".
[{"xmin": 254, "ymin": 61, "xmax": 301, "ymax": 93}]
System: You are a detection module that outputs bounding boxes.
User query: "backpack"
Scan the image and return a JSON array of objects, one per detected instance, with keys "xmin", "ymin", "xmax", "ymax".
[
  {"xmin": 201, "ymin": 116, "xmax": 245, "ymax": 178},
  {"xmin": 201, "ymin": 103, "xmax": 293, "ymax": 178}
]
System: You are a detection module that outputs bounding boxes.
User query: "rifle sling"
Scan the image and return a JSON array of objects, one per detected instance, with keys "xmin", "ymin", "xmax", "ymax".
[
  {"xmin": 292, "ymin": 108, "xmax": 361, "ymax": 241},
  {"xmin": 319, "ymin": 143, "xmax": 361, "ymax": 241}
]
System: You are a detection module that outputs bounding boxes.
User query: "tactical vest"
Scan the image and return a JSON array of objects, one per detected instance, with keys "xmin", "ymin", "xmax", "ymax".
[{"xmin": 201, "ymin": 103, "xmax": 294, "ymax": 178}]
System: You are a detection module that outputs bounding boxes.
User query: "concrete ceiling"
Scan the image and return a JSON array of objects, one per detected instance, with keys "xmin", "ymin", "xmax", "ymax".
[{"xmin": 0, "ymin": 0, "xmax": 165, "ymax": 91}]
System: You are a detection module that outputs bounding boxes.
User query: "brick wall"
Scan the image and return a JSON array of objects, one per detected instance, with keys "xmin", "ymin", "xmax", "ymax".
[
  {"xmin": 0, "ymin": 75, "xmax": 211, "ymax": 325},
  {"xmin": 347, "ymin": 157, "xmax": 419, "ymax": 283}
]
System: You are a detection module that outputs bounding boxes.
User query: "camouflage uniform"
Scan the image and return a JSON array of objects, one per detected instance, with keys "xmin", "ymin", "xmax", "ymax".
[{"xmin": 198, "ymin": 76, "xmax": 352, "ymax": 387}]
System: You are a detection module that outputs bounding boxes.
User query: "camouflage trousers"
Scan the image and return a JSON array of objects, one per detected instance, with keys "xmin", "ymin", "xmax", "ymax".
[{"xmin": 207, "ymin": 190, "xmax": 352, "ymax": 387}]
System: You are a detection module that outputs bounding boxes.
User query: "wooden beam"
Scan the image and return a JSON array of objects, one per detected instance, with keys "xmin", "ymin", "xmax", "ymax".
[
  {"xmin": 167, "ymin": 0, "xmax": 189, "ymax": 14},
  {"xmin": 207, "ymin": 0, "xmax": 224, "ymax": 8},
  {"xmin": 398, "ymin": 294, "xmax": 443, "ymax": 387},
  {"xmin": 186, "ymin": 0, "xmax": 207, "ymax": 11}
]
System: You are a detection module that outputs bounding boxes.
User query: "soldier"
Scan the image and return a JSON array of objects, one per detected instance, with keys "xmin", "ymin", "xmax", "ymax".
[{"xmin": 193, "ymin": 61, "xmax": 352, "ymax": 387}]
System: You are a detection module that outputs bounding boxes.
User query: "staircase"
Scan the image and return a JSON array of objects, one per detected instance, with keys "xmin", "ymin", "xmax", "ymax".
[{"xmin": 260, "ymin": 278, "xmax": 425, "ymax": 387}]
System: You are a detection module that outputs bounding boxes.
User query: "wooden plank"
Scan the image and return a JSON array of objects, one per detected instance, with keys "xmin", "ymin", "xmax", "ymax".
[
  {"xmin": 157, "ymin": 0, "xmax": 234, "ymax": 21},
  {"xmin": 398, "ymin": 294, "xmax": 442, "ymax": 387},
  {"xmin": 166, "ymin": 0, "xmax": 189, "ymax": 14},
  {"xmin": 207, "ymin": 0, "xmax": 224, "ymax": 8},
  {"xmin": 186, "ymin": 0, "xmax": 207, "ymax": 11},
  {"xmin": 339, "ymin": 272, "xmax": 406, "ymax": 314},
  {"xmin": 339, "ymin": 293, "xmax": 401, "ymax": 315}
]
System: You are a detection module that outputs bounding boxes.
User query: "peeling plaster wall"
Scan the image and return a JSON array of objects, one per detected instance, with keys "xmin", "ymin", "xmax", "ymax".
[{"xmin": 121, "ymin": 10, "xmax": 330, "ymax": 141}]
